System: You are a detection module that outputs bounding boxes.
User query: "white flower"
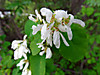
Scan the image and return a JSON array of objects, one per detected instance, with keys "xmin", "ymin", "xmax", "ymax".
[
  {"xmin": 11, "ymin": 35, "xmax": 30, "ymax": 60},
  {"xmin": 17, "ymin": 59, "xmax": 29, "ymax": 71},
  {"xmin": 40, "ymin": 8, "xmax": 53, "ymax": 23},
  {"xmin": 0, "ymin": 11, "xmax": 4, "ymax": 18},
  {"xmin": 53, "ymin": 30, "xmax": 69, "ymax": 48},
  {"xmin": 39, "ymin": 47, "xmax": 52, "ymax": 59},
  {"xmin": 22, "ymin": 69, "xmax": 31, "ymax": 75},
  {"xmin": 37, "ymin": 41, "xmax": 52, "ymax": 59},
  {"xmin": 4, "ymin": 11, "xmax": 11, "ymax": 15},
  {"xmin": 28, "ymin": 9, "xmax": 42, "ymax": 22}
]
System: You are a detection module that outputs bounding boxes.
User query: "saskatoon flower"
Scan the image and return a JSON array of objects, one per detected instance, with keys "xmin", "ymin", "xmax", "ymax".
[
  {"xmin": 29, "ymin": 9, "xmax": 42, "ymax": 22},
  {"xmin": 37, "ymin": 41, "xmax": 52, "ymax": 59},
  {"xmin": 11, "ymin": 35, "xmax": 30, "ymax": 60},
  {"xmin": 17, "ymin": 59, "xmax": 29, "ymax": 71},
  {"xmin": 22, "ymin": 69, "xmax": 31, "ymax": 75},
  {"xmin": 40, "ymin": 8, "xmax": 70, "ymax": 48},
  {"xmin": 55, "ymin": 10, "xmax": 85, "ymax": 40}
]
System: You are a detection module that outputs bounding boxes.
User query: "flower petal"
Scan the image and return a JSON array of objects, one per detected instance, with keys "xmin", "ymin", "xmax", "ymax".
[
  {"xmin": 41, "ymin": 24, "xmax": 48, "ymax": 39},
  {"xmin": 54, "ymin": 10, "xmax": 68, "ymax": 22},
  {"xmin": 28, "ymin": 14, "xmax": 36, "ymax": 22},
  {"xmin": 46, "ymin": 48, "xmax": 52, "ymax": 59},
  {"xmin": 35, "ymin": 9, "xmax": 42, "ymax": 21},
  {"xmin": 23, "ymin": 53, "xmax": 27, "ymax": 60},
  {"xmin": 17, "ymin": 59, "xmax": 25, "ymax": 70},
  {"xmin": 11, "ymin": 40, "xmax": 23, "ymax": 50},
  {"xmin": 32, "ymin": 25, "xmax": 42, "ymax": 35},
  {"xmin": 47, "ymin": 31, "xmax": 52, "ymax": 47},
  {"xmin": 40, "ymin": 8, "xmax": 52, "ymax": 23},
  {"xmin": 14, "ymin": 49, "xmax": 23, "ymax": 60},
  {"xmin": 23, "ymin": 35, "xmax": 27, "ymax": 40},
  {"xmin": 67, "ymin": 14, "xmax": 74, "ymax": 26},
  {"xmin": 58, "ymin": 24, "xmax": 66, "ymax": 32},
  {"xmin": 39, "ymin": 51, "xmax": 45, "ymax": 56},
  {"xmin": 59, "ymin": 32, "xmax": 69, "ymax": 46},
  {"xmin": 22, "ymin": 69, "xmax": 31, "ymax": 75},
  {"xmin": 53, "ymin": 31, "xmax": 60, "ymax": 48},
  {"xmin": 23, "ymin": 61, "xmax": 29, "ymax": 71},
  {"xmin": 65, "ymin": 26, "xmax": 72, "ymax": 40},
  {"xmin": 73, "ymin": 19, "xmax": 85, "ymax": 27}
]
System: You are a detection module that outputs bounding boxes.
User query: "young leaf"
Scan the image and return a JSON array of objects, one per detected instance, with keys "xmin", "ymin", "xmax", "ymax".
[
  {"xmin": 29, "ymin": 55, "xmax": 46, "ymax": 75},
  {"xmin": 25, "ymin": 20, "xmax": 37, "ymax": 36},
  {"xmin": 30, "ymin": 32, "xmax": 42, "ymax": 56}
]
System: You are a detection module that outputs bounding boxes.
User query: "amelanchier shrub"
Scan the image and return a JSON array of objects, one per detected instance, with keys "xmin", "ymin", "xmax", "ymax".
[{"xmin": 11, "ymin": 8, "xmax": 87, "ymax": 75}]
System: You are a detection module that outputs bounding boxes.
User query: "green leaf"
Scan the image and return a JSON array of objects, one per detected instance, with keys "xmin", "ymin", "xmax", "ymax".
[
  {"xmin": 1, "ymin": 56, "xmax": 11, "ymax": 66},
  {"xmin": 81, "ymin": 6, "xmax": 86, "ymax": 16},
  {"xmin": 0, "ymin": 35, "xmax": 6, "ymax": 41},
  {"xmin": 59, "ymin": 24, "xmax": 89, "ymax": 62},
  {"xmin": 94, "ymin": 13, "xmax": 100, "ymax": 17},
  {"xmin": 46, "ymin": 59, "xmax": 56, "ymax": 73},
  {"xmin": 96, "ymin": 35, "xmax": 100, "ymax": 44},
  {"xmin": 86, "ymin": 7, "xmax": 94, "ymax": 16},
  {"xmin": 29, "ymin": 55, "xmax": 46, "ymax": 75},
  {"xmin": 25, "ymin": 20, "xmax": 37, "ymax": 36},
  {"xmin": 83, "ymin": 69, "xmax": 96, "ymax": 75},
  {"xmin": 12, "ymin": 67, "xmax": 21, "ymax": 75},
  {"xmin": 55, "ymin": 68, "xmax": 65, "ymax": 75},
  {"xmin": 30, "ymin": 32, "xmax": 42, "ymax": 56},
  {"xmin": 2, "ymin": 41, "xmax": 10, "ymax": 50},
  {"xmin": 94, "ymin": 63, "xmax": 100, "ymax": 74}
]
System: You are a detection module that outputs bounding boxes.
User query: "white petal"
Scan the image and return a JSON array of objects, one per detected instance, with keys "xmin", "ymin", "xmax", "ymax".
[
  {"xmin": 17, "ymin": 59, "xmax": 25, "ymax": 70},
  {"xmin": 73, "ymin": 19, "xmax": 85, "ymax": 27},
  {"xmin": 58, "ymin": 24, "xmax": 66, "ymax": 32},
  {"xmin": 22, "ymin": 40, "xmax": 27, "ymax": 47},
  {"xmin": 46, "ymin": 48, "xmax": 52, "ymax": 59},
  {"xmin": 59, "ymin": 32, "xmax": 69, "ymax": 46},
  {"xmin": 48, "ymin": 22, "xmax": 55, "ymax": 29},
  {"xmin": 23, "ymin": 53, "xmax": 27, "ymax": 60},
  {"xmin": 47, "ymin": 30, "xmax": 52, "ymax": 47},
  {"xmin": 28, "ymin": 14, "xmax": 36, "ymax": 22},
  {"xmin": 67, "ymin": 14, "xmax": 74, "ymax": 26},
  {"xmin": 11, "ymin": 40, "xmax": 23, "ymax": 49},
  {"xmin": 35, "ymin": 9, "xmax": 42, "ymax": 21},
  {"xmin": 32, "ymin": 25, "xmax": 42, "ymax": 35},
  {"xmin": 22, "ymin": 69, "xmax": 31, "ymax": 75},
  {"xmin": 53, "ymin": 31, "xmax": 60, "ymax": 48},
  {"xmin": 65, "ymin": 26, "xmax": 72, "ymax": 40},
  {"xmin": 23, "ymin": 35, "xmax": 27, "ymax": 40},
  {"xmin": 54, "ymin": 10, "xmax": 68, "ymax": 22},
  {"xmin": 40, "ymin": 8, "xmax": 52, "ymax": 23},
  {"xmin": 14, "ymin": 49, "xmax": 23, "ymax": 60},
  {"xmin": 23, "ymin": 62, "xmax": 29, "ymax": 71},
  {"xmin": 28, "ymin": 70, "xmax": 31, "ymax": 75},
  {"xmin": 41, "ymin": 24, "xmax": 48, "ymax": 39},
  {"xmin": 39, "ymin": 51, "xmax": 45, "ymax": 56}
]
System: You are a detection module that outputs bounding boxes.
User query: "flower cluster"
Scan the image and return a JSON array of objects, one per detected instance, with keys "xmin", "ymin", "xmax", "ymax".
[
  {"xmin": 11, "ymin": 8, "xmax": 85, "ymax": 75},
  {"xmin": 11, "ymin": 35, "xmax": 31, "ymax": 75},
  {"xmin": 29, "ymin": 8, "xmax": 85, "ymax": 59},
  {"xmin": 0, "ymin": 11, "xmax": 11, "ymax": 18}
]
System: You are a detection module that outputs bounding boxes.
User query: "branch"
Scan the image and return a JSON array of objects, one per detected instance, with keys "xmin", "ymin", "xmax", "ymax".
[{"xmin": 0, "ymin": 9, "xmax": 13, "ymax": 12}]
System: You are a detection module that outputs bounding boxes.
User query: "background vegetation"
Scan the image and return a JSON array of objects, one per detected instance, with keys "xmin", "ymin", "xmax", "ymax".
[{"xmin": 0, "ymin": 0, "xmax": 100, "ymax": 75}]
